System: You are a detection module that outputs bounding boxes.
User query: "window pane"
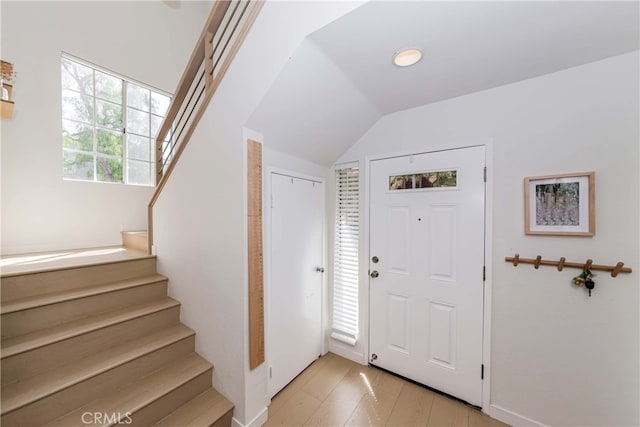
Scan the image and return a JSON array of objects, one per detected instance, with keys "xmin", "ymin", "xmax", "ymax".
[
  {"xmin": 150, "ymin": 92, "xmax": 170, "ymax": 116},
  {"xmin": 415, "ymin": 170, "xmax": 457, "ymax": 188},
  {"xmin": 389, "ymin": 174, "xmax": 414, "ymax": 190},
  {"xmin": 64, "ymin": 150, "xmax": 94, "ymax": 180},
  {"xmin": 96, "ymin": 99, "xmax": 123, "ymax": 130},
  {"xmin": 95, "ymin": 71, "xmax": 122, "ymax": 103},
  {"xmin": 61, "ymin": 58, "xmax": 93, "ymax": 94},
  {"xmin": 61, "ymin": 56, "xmax": 168, "ymax": 187},
  {"xmin": 62, "ymin": 89, "xmax": 93, "ymax": 124},
  {"xmin": 128, "ymin": 134, "xmax": 151, "ymax": 161},
  {"xmin": 63, "ymin": 120, "xmax": 93, "ymax": 151},
  {"xmin": 127, "ymin": 83, "xmax": 149, "ymax": 111},
  {"xmin": 150, "ymin": 114, "xmax": 163, "ymax": 138},
  {"xmin": 97, "ymin": 129, "xmax": 123, "ymax": 156},
  {"xmin": 127, "ymin": 160, "xmax": 152, "ymax": 186},
  {"xmin": 389, "ymin": 171, "xmax": 458, "ymax": 191},
  {"xmin": 97, "ymin": 156, "xmax": 123, "ymax": 183},
  {"xmin": 127, "ymin": 108, "xmax": 150, "ymax": 136}
]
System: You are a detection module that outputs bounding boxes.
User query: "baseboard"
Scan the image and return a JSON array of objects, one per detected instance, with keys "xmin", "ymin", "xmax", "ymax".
[
  {"xmin": 486, "ymin": 403, "xmax": 547, "ymax": 427},
  {"xmin": 232, "ymin": 406, "xmax": 268, "ymax": 427},
  {"xmin": 328, "ymin": 341, "xmax": 367, "ymax": 365}
]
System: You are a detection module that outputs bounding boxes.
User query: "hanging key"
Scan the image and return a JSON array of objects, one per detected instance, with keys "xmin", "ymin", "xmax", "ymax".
[{"xmin": 584, "ymin": 270, "xmax": 595, "ymax": 297}]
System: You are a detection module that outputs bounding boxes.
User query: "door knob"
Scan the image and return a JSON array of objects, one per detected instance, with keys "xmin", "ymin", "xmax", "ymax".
[
  {"xmin": 370, "ymin": 270, "xmax": 379, "ymax": 278},
  {"xmin": 315, "ymin": 267, "xmax": 325, "ymax": 273}
]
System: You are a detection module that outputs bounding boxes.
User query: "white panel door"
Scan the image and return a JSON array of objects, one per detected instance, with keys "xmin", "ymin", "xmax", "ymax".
[
  {"xmin": 269, "ymin": 173, "xmax": 323, "ymax": 398},
  {"xmin": 369, "ymin": 146, "xmax": 485, "ymax": 406}
]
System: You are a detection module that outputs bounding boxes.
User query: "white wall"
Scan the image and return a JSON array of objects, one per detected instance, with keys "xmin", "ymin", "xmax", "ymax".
[
  {"xmin": 263, "ymin": 146, "xmax": 330, "ymax": 181},
  {"xmin": 152, "ymin": 2, "xmax": 363, "ymax": 426},
  {"xmin": 0, "ymin": 1, "xmax": 210, "ymax": 254},
  {"xmin": 335, "ymin": 51, "xmax": 639, "ymax": 426}
]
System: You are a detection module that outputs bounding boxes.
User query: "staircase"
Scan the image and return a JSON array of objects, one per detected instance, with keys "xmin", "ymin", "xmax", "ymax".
[{"xmin": 0, "ymin": 248, "xmax": 233, "ymax": 426}]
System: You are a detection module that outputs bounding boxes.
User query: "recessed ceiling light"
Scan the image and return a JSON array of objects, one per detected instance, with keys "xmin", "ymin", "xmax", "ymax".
[{"xmin": 393, "ymin": 49, "xmax": 422, "ymax": 67}]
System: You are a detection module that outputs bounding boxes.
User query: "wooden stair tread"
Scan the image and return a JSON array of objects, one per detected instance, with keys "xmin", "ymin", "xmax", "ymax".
[
  {"xmin": 1, "ymin": 324, "xmax": 195, "ymax": 414},
  {"xmin": 154, "ymin": 388, "xmax": 233, "ymax": 427},
  {"xmin": 0, "ymin": 247, "xmax": 155, "ymax": 278},
  {"xmin": 45, "ymin": 353, "xmax": 213, "ymax": 427},
  {"xmin": 1, "ymin": 298, "xmax": 179, "ymax": 359},
  {"xmin": 1, "ymin": 274, "xmax": 168, "ymax": 313}
]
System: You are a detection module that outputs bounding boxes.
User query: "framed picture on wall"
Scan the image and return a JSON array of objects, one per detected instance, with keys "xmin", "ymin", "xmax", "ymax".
[{"xmin": 524, "ymin": 172, "xmax": 595, "ymax": 236}]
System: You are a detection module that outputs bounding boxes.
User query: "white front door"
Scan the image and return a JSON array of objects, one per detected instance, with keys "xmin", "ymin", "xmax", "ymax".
[
  {"xmin": 268, "ymin": 172, "xmax": 324, "ymax": 398},
  {"xmin": 369, "ymin": 146, "xmax": 485, "ymax": 406}
]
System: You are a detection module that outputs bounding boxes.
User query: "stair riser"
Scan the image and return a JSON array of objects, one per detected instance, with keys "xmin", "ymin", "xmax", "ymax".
[
  {"xmin": 154, "ymin": 389, "xmax": 227, "ymax": 426},
  {"xmin": 130, "ymin": 369, "xmax": 212, "ymax": 426},
  {"xmin": 213, "ymin": 410, "xmax": 234, "ymax": 427},
  {"xmin": 1, "ymin": 337, "xmax": 196, "ymax": 426},
  {"xmin": 1, "ymin": 258, "xmax": 157, "ymax": 303},
  {"xmin": 122, "ymin": 233, "xmax": 148, "ymax": 252},
  {"xmin": 2, "ymin": 281, "xmax": 168, "ymax": 338},
  {"xmin": 171, "ymin": 395, "xmax": 234, "ymax": 427},
  {"xmin": 2, "ymin": 306, "xmax": 180, "ymax": 385}
]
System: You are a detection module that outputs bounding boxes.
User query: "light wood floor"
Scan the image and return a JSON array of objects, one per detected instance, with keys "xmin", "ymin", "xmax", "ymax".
[{"xmin": 266, "ymin": 353, "xmax": 508, "ymax": 427}]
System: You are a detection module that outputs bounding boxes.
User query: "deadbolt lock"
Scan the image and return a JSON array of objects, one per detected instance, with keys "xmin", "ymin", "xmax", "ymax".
[{"xmin": 372, "ymin": 256, "xmax": 379, "ymax": 263}]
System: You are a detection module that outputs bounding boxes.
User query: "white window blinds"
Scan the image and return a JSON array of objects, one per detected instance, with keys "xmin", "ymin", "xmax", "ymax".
[{"xmin": 332, "ymin": 165, "xmax": 359, "ymax": 345}]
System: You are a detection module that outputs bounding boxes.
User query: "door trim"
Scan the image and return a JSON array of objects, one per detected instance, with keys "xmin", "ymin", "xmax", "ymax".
[
  {"xmin": 264, "ymin": 167, "xmax": 327, "ymax": 400},
  {"xmin": 364, "ymin": 139, "xmax": 494, "ymax": 411}
]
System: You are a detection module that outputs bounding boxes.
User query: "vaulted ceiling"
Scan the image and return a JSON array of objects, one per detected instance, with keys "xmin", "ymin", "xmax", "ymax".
[{"xmin": 247, "ymin": 1, "xmax": 639, "ymax": 166}]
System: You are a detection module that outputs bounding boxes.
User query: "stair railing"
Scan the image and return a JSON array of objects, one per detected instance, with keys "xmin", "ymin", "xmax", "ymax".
[{"xmin": 147, "ymin": 0, "xmax": 264, "ymax": 253}]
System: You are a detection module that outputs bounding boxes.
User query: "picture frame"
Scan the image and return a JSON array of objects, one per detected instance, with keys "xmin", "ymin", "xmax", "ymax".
[{"xmin": 524, "ymin": 172, "xmax": 595, "ymax": 236}]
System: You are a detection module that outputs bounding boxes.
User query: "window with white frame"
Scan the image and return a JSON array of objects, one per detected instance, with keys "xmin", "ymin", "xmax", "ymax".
[
  {"xmin": 332, "ymin": 165, "xmax": 359, "ymax": 345},
  {"xmin": 61, "ymin": 55, "xmax": 171, "ymax": 186}
]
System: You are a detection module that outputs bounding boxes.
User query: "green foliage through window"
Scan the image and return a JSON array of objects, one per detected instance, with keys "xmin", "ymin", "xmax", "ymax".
[
  {"xmin": 61, "ymin": 56, "xmax": 170, "ymax": 186},
  {"xmin": 389, "ymin": 170, "xmax": 457, "ymax": 191}
]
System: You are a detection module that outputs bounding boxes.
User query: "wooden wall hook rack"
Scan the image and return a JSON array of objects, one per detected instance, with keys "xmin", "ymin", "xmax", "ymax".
[{"xmin": 505, "ymin": 254, "xmax": 632, "ymax": 277}]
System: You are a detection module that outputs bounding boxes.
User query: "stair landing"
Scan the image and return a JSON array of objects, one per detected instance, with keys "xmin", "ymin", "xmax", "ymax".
[{"xmin": 1, "ymin": 246, "xmax": 150, "ymax": 277}]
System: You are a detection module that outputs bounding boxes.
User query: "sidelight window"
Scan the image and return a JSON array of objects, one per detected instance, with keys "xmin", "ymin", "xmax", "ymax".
[{"xmin": 332, "ymin": 165, "xmax": 360, "ymax": 345}]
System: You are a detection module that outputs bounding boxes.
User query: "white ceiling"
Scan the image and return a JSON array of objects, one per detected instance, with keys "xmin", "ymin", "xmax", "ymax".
[{"xmin": 248, "ymin": 1, "xmax": 639, "ymax": 166}]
